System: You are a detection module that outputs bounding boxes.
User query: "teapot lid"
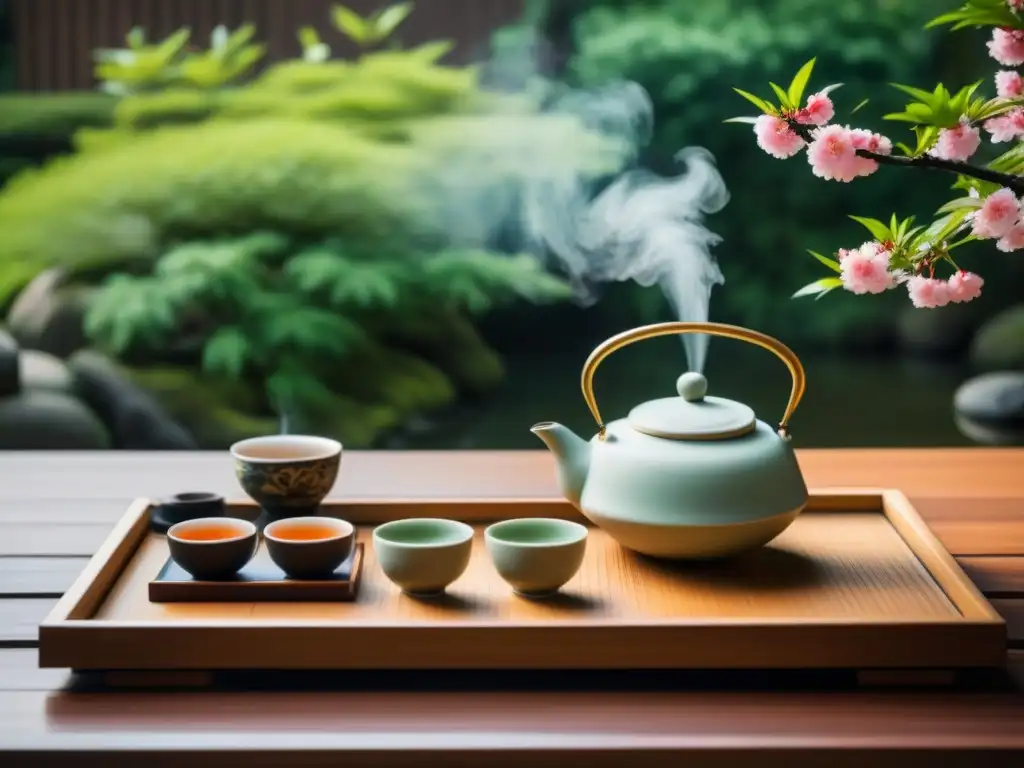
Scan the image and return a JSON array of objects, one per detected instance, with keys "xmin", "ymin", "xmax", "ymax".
[{"xmin": 627, "ymin": 372, "xmax": 756, "ymax": 440}]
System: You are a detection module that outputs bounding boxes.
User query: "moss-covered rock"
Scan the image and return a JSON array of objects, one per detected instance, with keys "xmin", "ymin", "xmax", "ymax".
[
  {"xmin": 125, "ymin": 365, "xmax": 275, "ymax": 448},
  {"xmin": 970, "ymin": 306, "xmax": 1024, "ymax": 371}
]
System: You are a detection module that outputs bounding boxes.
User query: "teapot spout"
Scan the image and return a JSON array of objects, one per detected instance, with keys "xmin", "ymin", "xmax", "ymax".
[{"xmin": 531, "ymin": 422, "xmax": 590, "ymax": 508}]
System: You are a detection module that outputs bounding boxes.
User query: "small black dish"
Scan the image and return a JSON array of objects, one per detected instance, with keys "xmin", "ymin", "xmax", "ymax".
[{"xmin": 150, "ymin": 491, "xmax": 226, "ymax": 533}]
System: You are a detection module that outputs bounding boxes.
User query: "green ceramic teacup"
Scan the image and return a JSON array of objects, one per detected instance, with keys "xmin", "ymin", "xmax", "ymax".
[
  {"xmin": 372, "ymin": 518, "xmax": 473, "ymax": 597},
  {"xmin": 484, "ymin": 518, "xmax": 588, "ymax": 598}
]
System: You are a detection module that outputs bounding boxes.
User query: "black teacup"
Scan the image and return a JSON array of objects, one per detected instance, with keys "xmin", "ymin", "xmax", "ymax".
[{"xmin": 229, "ymin": 435, "xmax": 342, "ymax": 521}]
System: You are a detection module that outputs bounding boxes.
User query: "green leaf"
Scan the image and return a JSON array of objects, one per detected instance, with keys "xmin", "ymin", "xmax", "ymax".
[
  {"xmin": 723, "ymin": 116, "xmax": 760, "ymax": 124},
  {"xmin": 792, "ymin": 277, "xmax": 843, "ymax": 299},
  {"xmin": 733, "ymin": 88, "xmax": 775, "ymax": 114},
  {"xmin": 883, "ymin": 112, "xmax": 924, "ymax": 124},
  {"xmin": 372, "ymin": 2, "xmax": 414, "ymax": 38},
  {"xmin": 889, "ymin": 213, "xmax": 900, "ymax": 235},
  {"xmin": 332, "ymin": 4, "xmax": 370, "ymax": 44},
  {"xmin": 769, "ymin": 82, "xmax": 792, "ymax": 110},
  {"xmin": 850, "ymin": 98, "xmax": 869, "ymax": 115},
  {"xmin": 408, "ymin": 40, "xmax": 454, "ymax": 63},
  {"xmin": 126, "ymin": 26, "xmax": 146, "ymax": 49},
  {"xmin": 202, "ymin": 326, "xmax": 251, "ymax": 379},
  {"xmin": 890, "ymin": 82, "xmax": 938, "ymax": 108},
  {"xmin": 808, "ymin": 250, "xmax": 841, "ymax": 274},
  {"xmin": 787, "ymin": 58, "xmax": 815, "ymax": 107},
  {"xmin": 937, "ymin": 196, "xmax": 984, "ymax": 214},
  {"xmin": 298, "ymin": 26, "xmax": 322, "ymax": 50},
  {"xmin": 849, "ymin": 215, "xmax": 893, "ymax": 242}
]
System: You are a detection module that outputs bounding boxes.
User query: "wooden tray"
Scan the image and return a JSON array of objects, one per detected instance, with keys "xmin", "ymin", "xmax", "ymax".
[
  {"xmin": 39, "ymin": 490, "xmax": 1006, "ymax": 673},
  {"xmin": 148, "ymin": 543, "xmax": 364, "ymax": 603}
]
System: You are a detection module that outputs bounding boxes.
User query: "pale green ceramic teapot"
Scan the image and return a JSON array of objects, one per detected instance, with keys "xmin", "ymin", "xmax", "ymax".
[{"xmin": 532, "ymin": 321, "xmax": 808, "ymax": 559}]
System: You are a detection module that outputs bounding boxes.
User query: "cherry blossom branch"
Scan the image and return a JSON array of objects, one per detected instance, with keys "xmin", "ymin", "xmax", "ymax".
[{"xmin": 786, "ymin": 121, "xmax": 1024, "ymax": 194}]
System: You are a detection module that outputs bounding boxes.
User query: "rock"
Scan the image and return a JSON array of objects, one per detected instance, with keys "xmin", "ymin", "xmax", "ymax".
[
  {"xmin": 19, "ymin": 349, "xmax": 73, "ymax": 392},
  {"xmin": 6, "ymin": 268, "xmax": 90, "ymax": 358},
  {"xmin": 0, "ymin": 327, "xmax": 18, "ymax": 397},
  {"xmin": 0, "ymin": 390, "xmax": 111, "ymax": 449},
  {"xmin": 953, "ymin": 372, "xmax": 1024, "ymax": 445},
  {"xmin": 68, "ymin": 349, "xmax": 198, "ymax": 450},
  {"xmin": 897, "ymin": 300, "xmax": 987, "ymax": 358},
  {"xmin": 970, "ymin": 305, "xmax": 1024, "ymax": 371}
]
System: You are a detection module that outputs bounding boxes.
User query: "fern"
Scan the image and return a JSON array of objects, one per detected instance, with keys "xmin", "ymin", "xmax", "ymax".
[
  {"xmin": 422, "ymin": 251, "xmax": 574, "ymax": 313},
  {"xmin": 285, "ymin": 248, "xmax": 404, "ymax": 309},
  {"xmin": 85, "ymin": 274, "xmax": 177, "ymax": 354},
  {"xmin": 202, "ymin": 326, "xmax": 252, "ymax": 379}
]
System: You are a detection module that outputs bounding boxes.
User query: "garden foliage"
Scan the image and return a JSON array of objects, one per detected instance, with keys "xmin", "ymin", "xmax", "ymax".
[
  {"xmin": 0, "ymin": 4, "xmax": 619, "ymax": 446},
  {"xmin": 517, "ymin": 0, "xmax": 1011, "ymax": 343}
]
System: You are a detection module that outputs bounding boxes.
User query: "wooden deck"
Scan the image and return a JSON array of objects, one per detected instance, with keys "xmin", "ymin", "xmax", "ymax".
[{"xmin": 1, "ymin": 448, "xmax": 1023, "ymax": 766}]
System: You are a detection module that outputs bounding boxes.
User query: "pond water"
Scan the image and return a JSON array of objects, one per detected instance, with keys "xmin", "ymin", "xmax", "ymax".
[{"xmin": 395, "ymin": 337, "xmax": 986, "ymax": 450}]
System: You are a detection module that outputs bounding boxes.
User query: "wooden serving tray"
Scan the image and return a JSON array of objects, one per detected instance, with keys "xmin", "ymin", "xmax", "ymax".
[{"xmin": 39, "ymin": 490, "xmax": 1006, "ymax": 673}]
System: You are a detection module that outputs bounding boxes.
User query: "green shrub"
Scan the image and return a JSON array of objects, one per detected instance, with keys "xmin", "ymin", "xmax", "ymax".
[
  {"xmin": 0, "ymin": 4, "xmax": 621, "ymax": 445},
  {"xmin": 0, "ymin": 93, "xmax": 118, "ymax": 135}
]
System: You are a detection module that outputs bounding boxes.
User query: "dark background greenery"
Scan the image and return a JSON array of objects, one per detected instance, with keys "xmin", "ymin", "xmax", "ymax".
[
  {"xmin": 484, "ymin": 0, "xmax": 1022, "ymax": 352},
  {"xmin": 0, "ymin": 0, "xmax": 1020, "ymax": 451}
]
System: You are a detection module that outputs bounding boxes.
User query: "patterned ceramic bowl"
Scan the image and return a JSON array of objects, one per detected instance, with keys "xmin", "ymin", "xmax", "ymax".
[{"xmin": 230, "ymin": 435, "xmax": 342, "ymax": 520}]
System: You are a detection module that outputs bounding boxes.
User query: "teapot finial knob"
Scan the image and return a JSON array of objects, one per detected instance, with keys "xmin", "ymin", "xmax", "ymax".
[{"xmin": 676, "ymin": 372, "xmax": 707, "ymax": 402}]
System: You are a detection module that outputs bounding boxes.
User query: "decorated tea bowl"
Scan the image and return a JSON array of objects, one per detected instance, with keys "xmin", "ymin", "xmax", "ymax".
[{"xmin": 230, "ymin": 435, "xmax": 342, "ymax": 521}]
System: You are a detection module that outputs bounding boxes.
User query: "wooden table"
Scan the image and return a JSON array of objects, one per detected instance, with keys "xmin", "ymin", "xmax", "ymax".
[{"xmin": 1, "ymin": 449, "xmax": 1023, "ymax": 767}]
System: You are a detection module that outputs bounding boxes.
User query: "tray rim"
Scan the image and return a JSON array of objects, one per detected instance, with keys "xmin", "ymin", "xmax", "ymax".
[{"xmin": 38, "ymin": 488, "xmax": 1008, "ymax": 671}]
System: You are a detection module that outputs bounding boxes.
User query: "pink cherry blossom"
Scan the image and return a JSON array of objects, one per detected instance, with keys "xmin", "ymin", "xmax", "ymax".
[
  {"xmin": 947, "ymin": 271, "xmax": 984, "ymax": 304},
  {"xmin": 929, "ymin": 120, "xmax": 981, "ymax": 161},
  {"xmin": 906, "ymin": 276, "xmax": 952, "ymax": 309},
  {"xmin": 988, "ymin": 28, "xmax": 1024, "ymax": 66},
  {"xmin": 753, "ymin": 114, "xmax": 805, "ymax": 159},
  {"xmin": 807, "ymin": 125, "xmax": 868, "ymax": 182},
  {"xmin": 997, "ymin": 222, "xmax": 1024, "ymax": 251},
  {"xmin": 794, "ymin": 91, "xmax": 835, "ymax": 126},
  {"xmin": 984, "ymin": 107, "xmax": 1024, "ymax": 142},
  {"xmin": 840, "ymin": 243, "xmax": 895, "ymax": 294},
  {"xmin": 848, "ymin": 129, "xmax": 892, "ymax": 176},
  {"xmin": 1009, "ymin": 0, "xmax": 1024, "ymax": 11},
  {"xmin": 972, "ymin": 188, "xmax": 1021, "ymax": 238},
  {"xmin": 997, "ymin": 70, "xmax": 1024, "ymax": 98}
]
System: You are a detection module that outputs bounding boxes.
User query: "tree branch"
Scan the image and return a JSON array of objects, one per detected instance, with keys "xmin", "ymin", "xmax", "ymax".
[{"xmin": 788, "ymin": 122, "xmax": 1024, "ymax": 194}]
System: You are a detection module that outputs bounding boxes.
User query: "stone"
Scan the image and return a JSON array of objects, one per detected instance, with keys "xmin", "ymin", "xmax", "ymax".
[
  {"xmin": 953, "ymin": 372, "xmax": 1024, "ymax": 446},
  {"xmin": 0, "ymin": 390, "xmax": 111, "ymax": 449},
  {"xmin": 6, "ymin": 268, "xmax": 90, "ymax": 358},
  {"xmin": 19, "ymin": 349, "xmax": 73, "ymax": 392},
  {"xmin": 68, "ymin": 349, "xmax": 198, "ymax": 450},
  {"xmin": 970, "ymin": 305, "xmax": 1024, "ymax": 371},
  {"xmin": 0, "ymin": 327, "xmax": 18, "ymax": 397},
  {"xmin": 897, "ymin": 300, "xmax": 988, "ymax": 359}
]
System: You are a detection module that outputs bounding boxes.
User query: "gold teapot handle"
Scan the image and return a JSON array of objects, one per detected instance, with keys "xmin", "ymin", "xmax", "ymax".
[{"xmin": 580, "ymin": 321, "xmax": 806, "ymax": 440}]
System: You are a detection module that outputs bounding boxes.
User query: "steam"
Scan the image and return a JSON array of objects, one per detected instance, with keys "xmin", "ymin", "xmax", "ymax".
[{"xmin": 517, "ymin": 82, "xmax": 729, "ymax": 373}]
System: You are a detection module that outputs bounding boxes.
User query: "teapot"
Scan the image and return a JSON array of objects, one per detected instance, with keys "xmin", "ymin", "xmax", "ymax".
[{"xmin": 532, "ymin": 321, "xmax": 808, "ymax": 559}]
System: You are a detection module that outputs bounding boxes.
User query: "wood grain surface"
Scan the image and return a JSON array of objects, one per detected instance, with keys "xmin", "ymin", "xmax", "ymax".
[{"xmin": 0, "ymin": 448, "xmax": 1022, "ymax": 767}]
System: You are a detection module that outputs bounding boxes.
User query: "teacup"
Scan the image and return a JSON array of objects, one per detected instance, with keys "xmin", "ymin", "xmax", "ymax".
[
  {"xmin": 230, "ymin": 435, "xmax": 342, "ymax": 520},
  {"xmin": 484, "ymin": 518, "xmax": 588, "ymax": 598},
  {"xmin": 372, "ymin": 518, "xmax": 473, "ymax": 597},
  {"xmin": 263, "ymin": 516, "xmax": 355, "ymax": 579},
  {"xmin": 167, "ymin": 517, "xmax": 259, "ymax": 580}
]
